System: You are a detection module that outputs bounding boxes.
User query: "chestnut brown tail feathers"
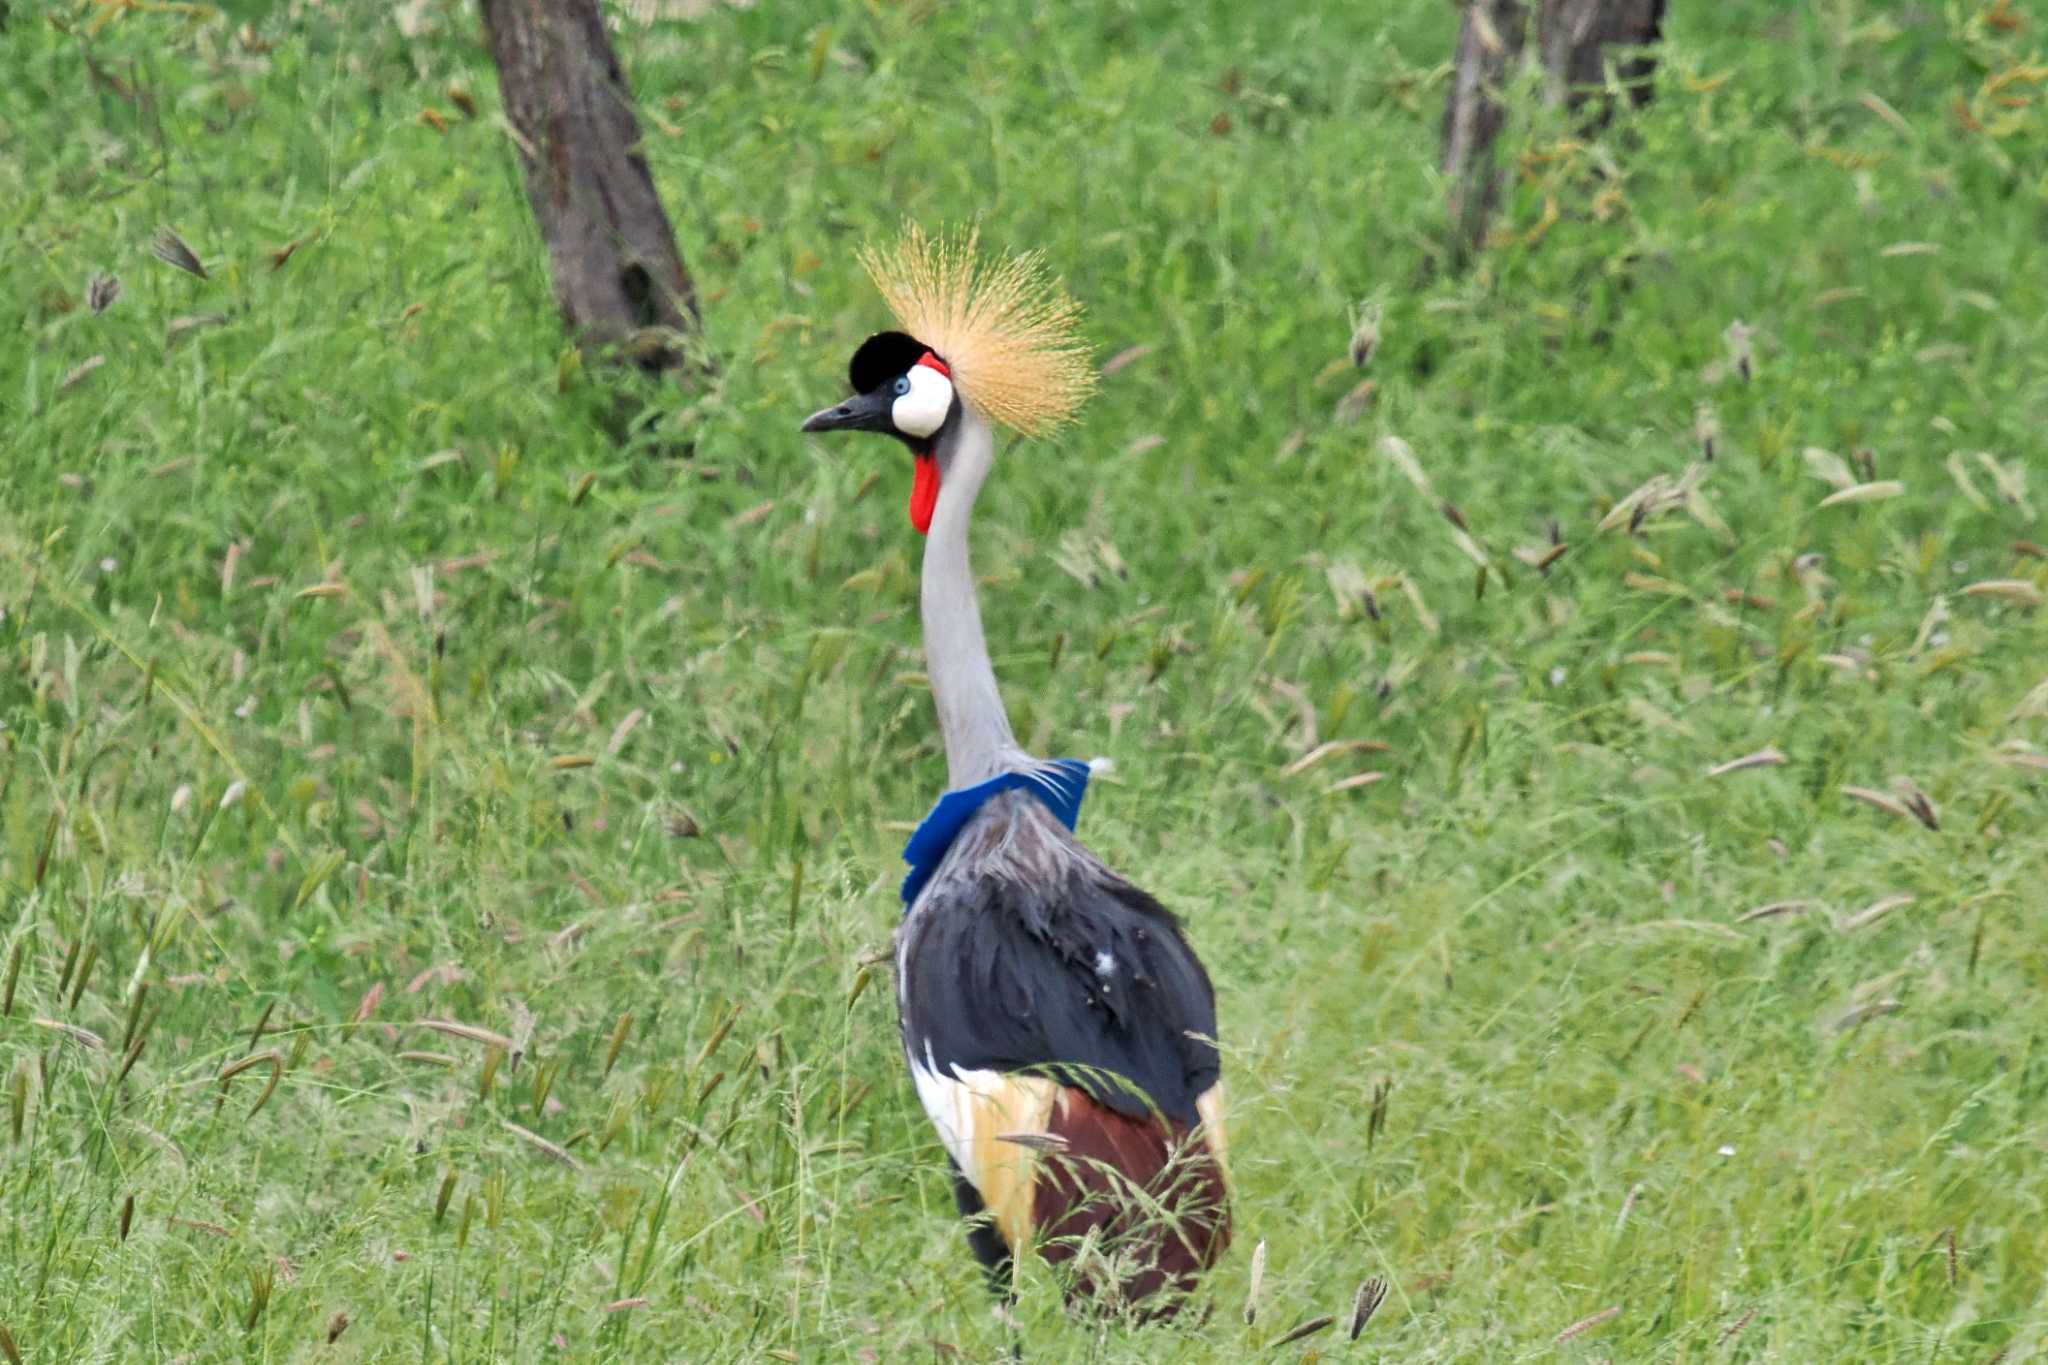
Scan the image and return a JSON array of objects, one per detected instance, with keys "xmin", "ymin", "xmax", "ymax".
[{"xmin": 1031, "ymin": 1088, "xmax": 1232, "ymax": 1314}]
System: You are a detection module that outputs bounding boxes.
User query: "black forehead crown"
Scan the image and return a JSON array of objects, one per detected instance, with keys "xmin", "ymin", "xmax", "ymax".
[{"xmin": 848, "ymin": 331, "xmax": 933, "ymax": 395}]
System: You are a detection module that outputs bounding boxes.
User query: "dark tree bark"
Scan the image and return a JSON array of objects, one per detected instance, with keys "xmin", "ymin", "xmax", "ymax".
[
  {"xmin": 1439, "ymin": 0, "xmax": 1665, "ymax": 258},
  {"xmin": 479, "ymin": 0, "xmax": 706, "ymax": 389}
]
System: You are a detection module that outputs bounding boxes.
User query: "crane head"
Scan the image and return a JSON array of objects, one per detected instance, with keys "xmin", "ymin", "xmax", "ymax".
[{"xmin": 801, "ymin": 330, "xmax": 958, "ymax": 534}]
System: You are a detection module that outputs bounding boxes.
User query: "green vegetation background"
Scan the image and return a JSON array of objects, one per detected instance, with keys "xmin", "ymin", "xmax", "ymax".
[{"xmin": 3, "ymin": 0, "xmax": 2046, "ymax": 1358}]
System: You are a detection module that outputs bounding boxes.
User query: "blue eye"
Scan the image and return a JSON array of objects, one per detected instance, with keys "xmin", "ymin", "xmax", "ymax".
[{"xmin": 892, "ymin": 375, "xmax": 911, "ymax": 396}]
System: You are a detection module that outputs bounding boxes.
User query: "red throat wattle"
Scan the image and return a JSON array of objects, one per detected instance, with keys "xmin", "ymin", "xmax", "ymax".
[{"xmin": 908, "ymin": 452, "xmax": 939, "ymax": 535}]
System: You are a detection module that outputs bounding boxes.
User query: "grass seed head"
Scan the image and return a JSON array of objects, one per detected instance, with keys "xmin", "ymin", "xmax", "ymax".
[
  {"xmin": 1244, "ymin": 1236, "xmax": 1266, "ymax": 1324},
  {"xmin": 1349, "ymin": 297, "xmax": 1383, "ymax": 368},
  {"xmin": 604, "ymin": 1011, "xmax": 633, "ymax": 1077},
  {"xmin": 1555, "ymin": 1305, "xmax": 1621, "ymax": 1342},
  {"xmin": 243, "ymin": 1264, "xmax": 275, "ymax": 1331},
  {"xmin": 87, "ymin": 271, "xmax": 121, "ymax": 313},
  {"xmin": 150, "ymin": 226, "xmax": 208, "ymax": 279},
  {"xmin": 1273, "ymin": 1314, "xmax": 1335, "ymax": 1346},
  {"xmin": 1348, "ymin": 1277, "xmax": 1389, "ymax": 1339},
  {"xmin": 1717, "ymin": 1305, "xmax": 1758, "ymax": 1343}
]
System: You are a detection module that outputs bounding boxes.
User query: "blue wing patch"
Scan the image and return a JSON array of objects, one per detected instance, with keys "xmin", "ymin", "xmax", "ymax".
[{"xmin": 901, "ymin": 759, "xmax": 1092, "ymax": 908}]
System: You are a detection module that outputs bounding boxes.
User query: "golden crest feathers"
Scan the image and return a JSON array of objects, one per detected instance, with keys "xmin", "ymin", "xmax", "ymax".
[{"xmin": 858, "ymin": 225, "xmax": 1096, "ymax": 436}]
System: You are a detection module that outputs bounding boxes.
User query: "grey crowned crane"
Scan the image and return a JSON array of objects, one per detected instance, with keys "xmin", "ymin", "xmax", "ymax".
[{"xmin": 800, "ymin": 228, "xmax": 1231, "ymax": 1315}]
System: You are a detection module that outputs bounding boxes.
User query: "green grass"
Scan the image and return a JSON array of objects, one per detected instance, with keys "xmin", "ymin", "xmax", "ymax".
[{"xmin": 4, "ymin": 0, "xmax": 2048, "ymax": 1358}]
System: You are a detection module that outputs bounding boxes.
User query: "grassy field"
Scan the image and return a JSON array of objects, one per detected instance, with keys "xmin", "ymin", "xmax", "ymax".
[{"xmin": 5, "ymin": 0, "xmax": 2048, "ymax": 1358}]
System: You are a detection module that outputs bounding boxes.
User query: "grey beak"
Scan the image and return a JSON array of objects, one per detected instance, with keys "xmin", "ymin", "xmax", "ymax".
[{"xmin": 800, "ymin": 387, "xmax": 894, "ymax": 435}]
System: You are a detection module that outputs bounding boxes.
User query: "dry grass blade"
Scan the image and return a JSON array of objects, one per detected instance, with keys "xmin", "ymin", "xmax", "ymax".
[
  {"xmin": 1977, "ymin": 453, "xmax": 2032, "ymax": 515},
  {"xmin": 1377, "ymin": 435, "xmax": 1436, "ymax": 501},
  {"xmin": 1349, "ymin": 1276, "xmax": 1389, "ymax": 1339},
  {"xmin": 606, "ymin": 708, "xmax": 646, "ymax": 756},
  {"xmin": 994, "ymin": 1131, "xmax": 1067, "ymax": 1152},
  {"xmin": 1803, "ymin": 446, "xmax": 1857, "ymax": 489},
  {"xmin": 1684, "ymin": 486, "xmax": 1736, "ymax": 543},
  {"xmin": 1841, "ymin": 895, "xmax": 1914, "ymax": 931},
  {"xmin": 1615, "ymin": 1181, "xmax": 1643, "ymax": 1231},
  {"xmin": 1325, "ymin": 772, "xmax": 1385, "ymax": 794},
  {"xmin": 1961, "ymin": 579, "xmax": 2043, "ymax": 606},
  {"xmin": 1100, "ymin": 343, "xmax": 1150, "ymax": 375},
  {"xmin": 1945, "ymin": 451, "xmax": 1993, "ymax": 510},
  {"xmin": 1736, "ymin": 900, "xmax": 1810, "ymax": 923},
  {"xmin": 61, "ymin": 355, "xmax": 106, "ymax": 390},
  {"xmin": 1859, "ymin": 90, "xmax": 1913, "ymax": 136},
  {"xmin": 1243, "ymin": 1237, "xmax": 1266, "ymax": 1324},
  {"xmin": 1281, "ymin": 738, "xmax": 1393, "ymax": 776},
  {"xmin": 1831, "ymin": 998, "xmax": 1901, "ymax": 1033},
  {"xmin": 166, "ymin": 312, "xmax": 229, "ymax": 343},
  {"xmin": 504, "ymin": 1120, "xmax": 582, "ymax": 1169},
  {"xmin": 0, "ymin": 1322, "xmax": 18, "ymax": 1365},
  {"xmin": 1333, "ymin": 378, "xmax": 1377, "ymax": 423},
  {"xmin": 1818, "ymin": 480, "xmax": 1905, "ymax": 507},
  {"xmin": 1513, "ymin": 541, "xmax": 1570, "ymax": 571},
  {"xmin": 1842, "ymin": 786, "xmax": 1915, "ymax": 823},
  {"xmin": 1707, "ymin": 747, "xmax": 1786, "ymax": 776},
  {"xmin": 1623, "ymin": 571, "xmax": 1689, "ymax": 597},
  {"xmin": 1556, "ymin": 1306, "xmax": 1620, "ymax": 1342},
  {"xmin": 1272, "ymin": 1315, "xmax": 1335, "ymax": 1347},
  {"xmin": 32, "ymin": 1017, "xmax": 104, "ymax": 1050},
  {"xmin": 419, "ymin": 1019, "xmax": 517, "ymax": 1051},
  {"xmin": 1598, "ymin": 474, "xmax": 1669, "ymax": 532},
  {"xmin": 150, "ymin": 226, "xmax": 208, "ymax": 278}
]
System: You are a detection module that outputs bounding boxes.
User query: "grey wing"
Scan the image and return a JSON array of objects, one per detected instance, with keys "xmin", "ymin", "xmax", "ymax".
[{"xmin": 899, "ymin": 860, "xmax": 1219, "ymax": 1125}]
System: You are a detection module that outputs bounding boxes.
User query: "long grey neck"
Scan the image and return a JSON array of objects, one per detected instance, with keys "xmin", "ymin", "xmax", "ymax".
[{"xmin": 920, "ymin": 405, "xmax": 1027, "ymax": 788}]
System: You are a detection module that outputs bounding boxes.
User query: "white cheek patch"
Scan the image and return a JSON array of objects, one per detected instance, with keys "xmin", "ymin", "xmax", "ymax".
[{"xmin": 892, "ymin": 366, "xmax": 953, "ymax": 440}]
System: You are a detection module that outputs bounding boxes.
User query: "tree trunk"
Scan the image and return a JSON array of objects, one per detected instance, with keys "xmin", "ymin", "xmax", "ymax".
[
  {"xmin": 1439, "ymin": 0, "xmax": 1531, "ymax": 259},
  {"xmin": 479, "ymin": 0, "xmax": 707, "ymax": 390},
  {"xmin": 1438, "ymin": 0, "xmax": 1665, "ymax": 258}
]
